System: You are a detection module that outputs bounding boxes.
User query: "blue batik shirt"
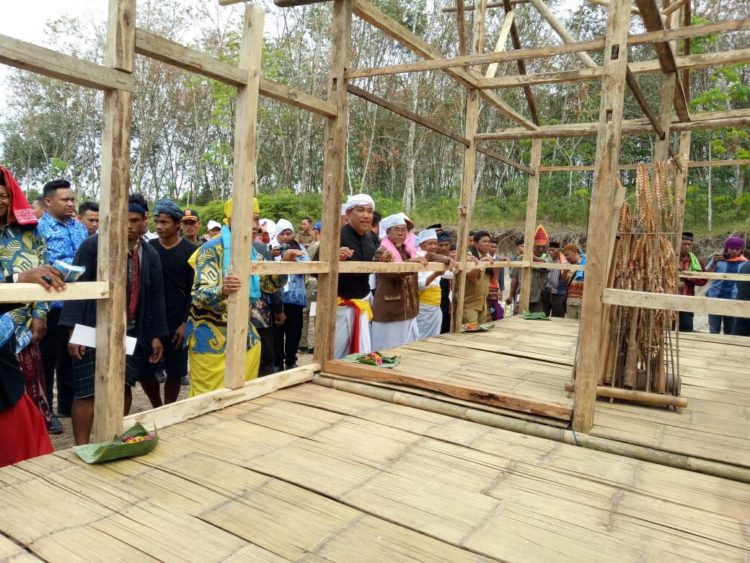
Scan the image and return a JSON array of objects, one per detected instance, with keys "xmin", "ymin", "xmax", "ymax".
[{"xmin": 37, "ymin": 212, "xmax": 88, "ymax": 308}]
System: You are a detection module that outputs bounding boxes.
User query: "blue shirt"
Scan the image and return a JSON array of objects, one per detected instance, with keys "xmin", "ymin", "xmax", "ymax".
[
  {"xmin": 37, "ymin": 212, "xmax": 87, "ymax": 265},
  {"xmin": 37, "ymin": 212, "xmax": 88, "ymax": 308}
]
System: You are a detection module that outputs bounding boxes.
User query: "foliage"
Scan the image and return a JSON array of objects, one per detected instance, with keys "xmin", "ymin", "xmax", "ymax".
[{"xmin": 0, "ymin": 0, "xmax": 748, "ymax": 234}]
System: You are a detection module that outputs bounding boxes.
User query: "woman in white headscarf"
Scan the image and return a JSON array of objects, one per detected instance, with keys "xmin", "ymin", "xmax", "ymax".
[
  {"xmin": 271, "ymin": 219, "xmax": 306, "ymax": 370},
  {"xmin": 371, "ymin": 215, "xmax": 451, "ymax": 351}
]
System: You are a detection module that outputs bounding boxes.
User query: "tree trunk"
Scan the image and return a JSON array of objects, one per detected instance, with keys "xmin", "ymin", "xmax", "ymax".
[
  {"xmin": 707, "ymin": 134, "xmax": 713, "ymax": 233},
  {"xmin": 402, "ymin": 82, "xmax": 420, "ymax": 213}
]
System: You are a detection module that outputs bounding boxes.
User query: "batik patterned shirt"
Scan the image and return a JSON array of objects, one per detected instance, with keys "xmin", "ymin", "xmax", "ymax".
[
  {"xmin": 37, "ymin": 212, "xmax": 87, "ymax": 309},
  {"xmin": 0, "ymin": 223, "xmax": 50, "ymax": 351}
]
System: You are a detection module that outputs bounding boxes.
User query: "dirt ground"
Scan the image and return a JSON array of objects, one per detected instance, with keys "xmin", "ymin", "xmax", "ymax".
[{"xmin": 49, "ymin": 351, "xmax": 315, "ymax": 451}]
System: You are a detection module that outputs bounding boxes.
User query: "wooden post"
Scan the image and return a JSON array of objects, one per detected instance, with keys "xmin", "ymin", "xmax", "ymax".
[
  {"xmin": 313, "ymin": 0, "xmax": 351, "ymax": 364},
  {"xmin": 572, "ymin": 0, "xmax": 631, "ymax": 433},
  {"xmin": 93, "ymin": 0, "xmax": 135, "ymax": 442},
  {"xmin": 451, "ymin": 0, "xmax": 485, "ymax": 332},
  {"xmin": 653, "ymin": 6, "xmax": 681, "ymax": 162},
  {"xmin": 224, "ymin": 5, "xmax": 265, "ymax": 389},
  {"xmin": 518, "ymin": 138, "xmax": 542, "ymax": 312},
  {"xmin": 673, "ymin": 131, "xmax": 692, "ymax": 250}
]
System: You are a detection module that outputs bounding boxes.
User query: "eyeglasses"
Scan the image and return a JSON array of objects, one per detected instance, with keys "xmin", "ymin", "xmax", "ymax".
[{"xmin": 182, "ymin": 220, "xmax": 198, "ymax": 225}]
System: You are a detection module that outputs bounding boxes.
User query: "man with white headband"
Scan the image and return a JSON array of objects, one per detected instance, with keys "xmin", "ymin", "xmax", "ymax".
[{"xmin": 333, "ymin": 194, "xmax": 378, "ymax": 358}]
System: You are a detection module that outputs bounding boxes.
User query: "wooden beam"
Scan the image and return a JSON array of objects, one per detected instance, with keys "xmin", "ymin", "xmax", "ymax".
[
  {"xmin": 527, "ymin": 0, "xmax": 668, "ymax": 150},
  {"xmin": 634, "ymin": 0, "xmax": 690, "ymax": 121},
  {"xmin": 573, "ymin": 0, "xmax": 631, "ymax": 434},
  {"xmin": 347, "ymin": 84, "xmax": 532, "ymax": 172},
  {"xmin": 347, "ymin": 84, "xmax": 468, "ymax": 145},
  {"xmin": 628, "ymin": 18, "xmax": 750, "ymax": 46},
  {"xmin": 653, "ymin": 4, "xmax": 681, "ymax": 163},
  {"xmin": 346, "ymin": 38, "xmax": 606, "ymax": 79},
  {"xmin": 518, "ymin": 139, "xmax": 543, "ymax": 312},
  {"xmin": 563, "ymin": 382, "xmax": 688, "ymax": 408},
  {"xmin": 502, "ymin": 0, "xmax": 540, "ymax": 125},
  {"xmin": 224, "ymin": 5, "xmax": 265, "ymax": 390},
  {"xmin": 314, "ymin": 0, "xmax": 351, "ymax": 365},
  {"xmin": 260, "ymin": 79, "xmax": 337, "ymax": 119},
  {"xmin": 456, "ymin": 0, "xmax": 467, "ymax": 56},
  {"xmin": 125, "ymin": 365, "xmax": 317, "ymax": 430},
  {"xmin": 476, "ymin": 146, "xmax": 534, "ymax": 174},
  {"xmin": 134, "ymin": 29, "xmax": 337, "ymax": 118},
  {"xmin": 476, "ymin": 108, "xmax": 750, "ymax": 140},
  {"xmin": 539, "ymin": 159, "xmax": 750, "ymax": 172},
  {"xmin": 351, "ymin": 0, "xmax": 538, "ymax": 130},
  {"xmin": 0, "ymin": 33, "xmax": 135, "ymax": 92},
  {"xmin": 589, "ymin": 0, "xmax": 640, "ymax": 15},
  {"xmin": 273, "ymin": 0, "xmax": 332, "ymax": 6},
  {"xmin": 679, "ymin": 270, "xmax": 750, "ymax": 282},
  {"xmin": 0, "ymin": 282, "xmax": 109, "ymax": 303},
  {"xmin": 484, "ymin": 9, "xmax": 514, "ymax": 78},
  {"xmin": 662, "ymin": 0, "xmax": 687, "ymax": 17},
  {"xmin": 324, "ymin": 360, "xmax": 573, "ymax": 420},
  {"xmin": 93, "ymin": 0, "xmax": 135, "ymax": 443},
  {"xmin": 442, "ymin": 0, "xmax": 529, "ymax": 12},
  {"xmin": 477, "ymin": 67, "xmax": 603, "ymax": 89},
  {"xmin": 602, "ymin": 289, "xmax": 750, "ymax": 317},
  {"xmin": 348, "ymin": 19, "xmax": 750, "ymax": 80}
]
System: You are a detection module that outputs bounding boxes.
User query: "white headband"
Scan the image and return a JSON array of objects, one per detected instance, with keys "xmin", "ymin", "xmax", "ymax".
[{"xmin": 344, "ymin": 193, "xmax": 375, "ymax": 213}]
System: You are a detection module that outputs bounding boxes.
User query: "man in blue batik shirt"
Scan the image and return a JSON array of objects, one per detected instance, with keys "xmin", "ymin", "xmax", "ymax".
[{"xmin": 37, "ymin": 179, "xmax": 87, "ymax": 418}]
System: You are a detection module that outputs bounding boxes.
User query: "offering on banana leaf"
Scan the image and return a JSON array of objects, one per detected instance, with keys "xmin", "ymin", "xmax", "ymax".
[
  {"xmin": 343, "ymin": 351, "xmax": 401, "ymax": 369},
  {"xmin": 72, "ymin": 422, "xmax": 159, "ymax": 464},
  {"xmin": 461, "ymin": 322, "xmax": 495, "ymax": 332}
]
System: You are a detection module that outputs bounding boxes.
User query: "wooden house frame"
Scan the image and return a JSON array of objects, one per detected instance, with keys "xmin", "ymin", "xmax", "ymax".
[{"xmin": 0, "ymin": 0, "xmax": 749, "ymax": 442}]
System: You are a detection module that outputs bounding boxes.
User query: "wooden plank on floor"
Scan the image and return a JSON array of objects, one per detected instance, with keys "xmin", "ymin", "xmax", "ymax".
[{"xmin": 324, "ymin": 360, "xmax": 572, "ymax": 420}]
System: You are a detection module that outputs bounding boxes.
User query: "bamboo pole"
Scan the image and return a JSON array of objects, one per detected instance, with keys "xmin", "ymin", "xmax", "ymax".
[
  {"xmin": 224, "ymin": 5, "xmax": 265, "ymax": 389},
  {"xmin": 573, "ymin": 0, "xmax": 631, "ymax": 433},
  {"xmin": 563, "ymin": 382, "xmax": 687, "ymax": 407},
  {"xmin": 93, "ymin": 0, "xmax": 134, "ymax": 442}
]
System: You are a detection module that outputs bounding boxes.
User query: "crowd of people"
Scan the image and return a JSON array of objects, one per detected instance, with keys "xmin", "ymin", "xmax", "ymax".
[{"xmin": 1, "ymin": 167, "xmax": 749, "ymax": 465}]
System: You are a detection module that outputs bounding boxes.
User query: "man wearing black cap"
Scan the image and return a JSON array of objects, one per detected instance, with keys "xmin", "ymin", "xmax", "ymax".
[
  {"xmin": 181, "ymin": 209, "xmax": 201, "ymax": 245},
  {"xmin": 149, "ymin": 199, "xmax": 197, "ymax": 403},
  {"xmin": 677, "ymin": 232, "xmax": 706, "ymax": 332}
]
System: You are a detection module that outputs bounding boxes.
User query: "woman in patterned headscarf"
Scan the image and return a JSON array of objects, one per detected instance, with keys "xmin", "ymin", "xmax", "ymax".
[{"xmin": 0, "ymin": 166, "xmax": 61, "ymax": 434}]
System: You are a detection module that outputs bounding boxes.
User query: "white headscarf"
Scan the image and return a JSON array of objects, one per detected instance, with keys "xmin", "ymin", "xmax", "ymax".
[
  {"xmin": 417, "ymin": 228, "xmax": 438, "ymax": 246},
  {"xmin": 275, "ymin": 218, "xmax": 294, "ymax": 237},
  {"xmin": 379, "ymin": 213, "xmax": 407, "ymax": 240},
  {"xmin": 344, "ymin": 193, "xmax": 375, "ymax": 213}
]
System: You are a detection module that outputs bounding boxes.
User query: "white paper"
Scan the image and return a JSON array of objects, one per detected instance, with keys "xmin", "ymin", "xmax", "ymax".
[
  {"xmin": 309, "ymin": 301, "xmax": 317, "ymax": 317},
  {"xmin": 70, "ymin": 324, "xmax": 137, "ymax": 356}
]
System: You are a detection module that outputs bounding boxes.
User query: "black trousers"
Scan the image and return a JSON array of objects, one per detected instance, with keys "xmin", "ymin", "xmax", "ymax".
[
  {"xmin": 678, "ymin": 311, "xmax": 694, "ymax": 332},
  {"xmin": 257, "ymin": 326, "xmax": 275, "ymax": 377},
  {"xmin": 273, "ymin": 304, "xmax": 304, "ymax": 370},
  {"xmin": 39, "ymin": 307, "xmax": 73, "ymax": 415}
]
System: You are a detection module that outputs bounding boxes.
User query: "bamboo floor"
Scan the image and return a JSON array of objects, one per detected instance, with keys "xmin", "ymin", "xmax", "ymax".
[
  {"xmin": 326, "ymin": 316, "xmax": 750, "ymax": 471},
  {"xmin": 1, "ymin": 383, "xmax": 749, "ymax": 561}
]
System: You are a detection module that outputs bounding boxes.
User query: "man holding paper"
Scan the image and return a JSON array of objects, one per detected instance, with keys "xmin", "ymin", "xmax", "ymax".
[{"xmin": 60, "ymin": 196, "xmax": 168, "ymax": 445}]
